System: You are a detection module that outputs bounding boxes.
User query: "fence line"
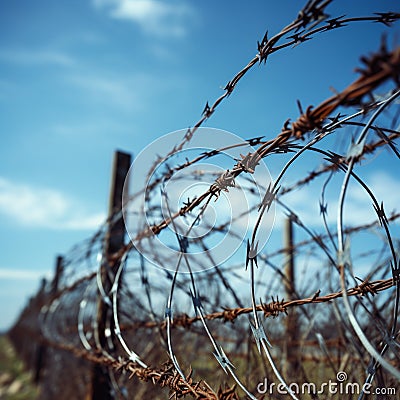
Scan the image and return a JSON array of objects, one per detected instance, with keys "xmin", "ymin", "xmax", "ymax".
[{"xmin": 9, "ymin": 1, "xmax": 400, "ymax": 399}]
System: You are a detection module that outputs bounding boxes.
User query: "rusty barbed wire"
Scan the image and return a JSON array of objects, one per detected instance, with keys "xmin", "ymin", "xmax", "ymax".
[
  {"xmin": 116, "ymin": 277, "xmax": 396, "ymax": 331},
  {"xmin": 110, "ymin": 44, "xmax": 400, "ymax": 253},
  {"xmin": 8, "ymin": 1, "xmax": 400, "ymax": 399}
]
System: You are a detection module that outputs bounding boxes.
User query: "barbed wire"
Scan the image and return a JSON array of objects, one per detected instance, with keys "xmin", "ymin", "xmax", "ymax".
[{"xmin": 9, "ymin": 1, "xmax": 400, "ymax": 399}]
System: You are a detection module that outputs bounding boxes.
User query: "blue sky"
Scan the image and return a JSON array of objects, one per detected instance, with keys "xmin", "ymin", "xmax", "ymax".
[{"xmin": 0, "ymin": 0, "xmax": 399, "ymax": 331}]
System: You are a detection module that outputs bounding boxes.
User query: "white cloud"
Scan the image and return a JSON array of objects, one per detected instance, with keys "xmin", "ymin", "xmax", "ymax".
[
  {"xmin": 93, "ymin": 0, "xmax": 195, "ymax": 37},
  {"xmin": 0, "ymin": 49, "xmax": 75, "ymax": 67},
  {"xmin": 67, "ymin": 74, "xmax": 142, "ymax": 110},
  {"xmin": 52, "ymin": 120, "xmax": 130, "ymax": 138},
  {"xmin": 65, "ymin": 70, "xmax": 182, "ymax": 111},
  {"xmin": 0, "ymin": 177, "xmax": 105, "ymax": 230},
  {"xmin": 0, "ymin": 268, "xmax": 50, "ymax": 280}
]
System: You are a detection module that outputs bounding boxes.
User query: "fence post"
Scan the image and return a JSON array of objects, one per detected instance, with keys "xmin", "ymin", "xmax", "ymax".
[
  {"xmin": 90, "ymin": 150, "xmax": 131, "ymax": 400},
  {"xmin": 34, "ymin": 255, "xmax": 64, "ymax": 384},
  {"xmin": 51, "ymin": 255, "xmax": 64, "ymax": 295},
  {"xmin": 282, "ymin": 216, "xmax": 299, "ymax": 378}
]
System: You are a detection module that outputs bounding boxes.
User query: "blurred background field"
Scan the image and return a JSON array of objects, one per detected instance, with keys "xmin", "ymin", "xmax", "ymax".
[{"xmin": 0, "ymin": 335, "xmax": 38, "ymax": 400}]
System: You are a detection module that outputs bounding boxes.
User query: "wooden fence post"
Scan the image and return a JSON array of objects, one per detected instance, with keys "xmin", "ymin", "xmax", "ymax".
[
  {"xmin": 90, "ymin": 150, "xmax": 131, "ymax": 400},
  {"xmin": 34, "ymin": 255, "xmax": 64, "ymax": 384},
  {"xmin": 51, "ymin": 255, "xmax": 64, "ymax": 295},
  {"xmin": 283, "ymin": 216, "xmax": 299, "ymax": 378}
]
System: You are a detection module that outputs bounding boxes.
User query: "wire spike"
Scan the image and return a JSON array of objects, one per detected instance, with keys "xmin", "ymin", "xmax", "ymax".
[
  {"xmin": 250, "ymin": 322, "xmax": 272, "ymax": 354},
  {"xmin": 214, "ymin": 346, "xmax": 235, "ymax": 373}
]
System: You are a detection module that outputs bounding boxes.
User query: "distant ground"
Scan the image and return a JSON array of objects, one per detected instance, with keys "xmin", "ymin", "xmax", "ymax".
[{"xmin": 0, "ymin": 335, "xmax": 38, "ymax": 400}]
